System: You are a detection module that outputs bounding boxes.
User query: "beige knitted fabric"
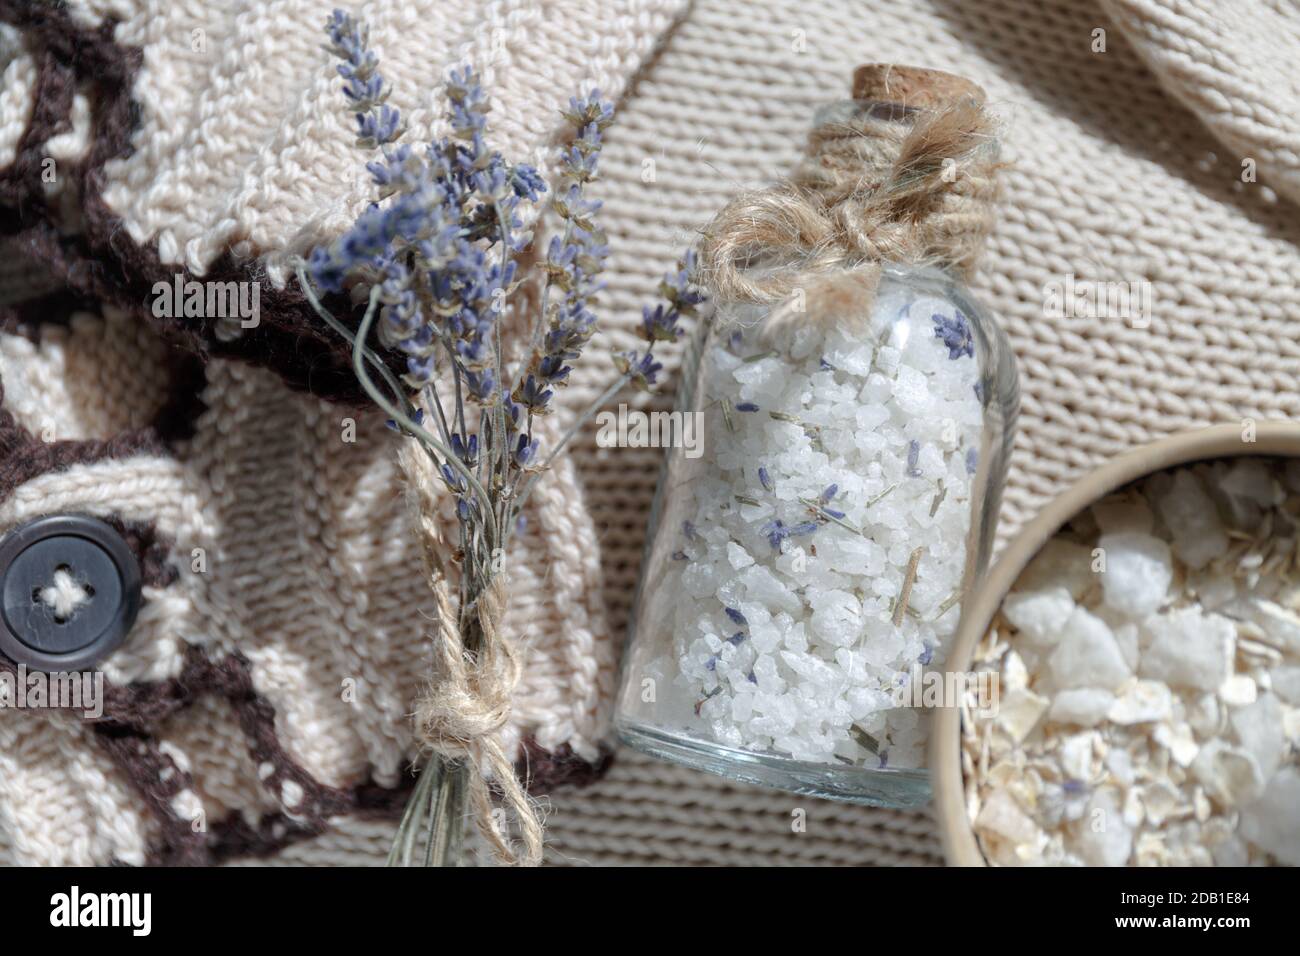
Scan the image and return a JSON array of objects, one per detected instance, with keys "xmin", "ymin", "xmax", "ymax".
[{"xmin": 4, "ymin": 0, "xmax": 1300, "ymax": 866}]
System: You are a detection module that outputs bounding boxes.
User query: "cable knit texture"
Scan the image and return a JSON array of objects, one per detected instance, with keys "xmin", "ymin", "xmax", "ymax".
[{"xmin": 3, "ymin": 0, "xmax": 1300, "ymax": 865}]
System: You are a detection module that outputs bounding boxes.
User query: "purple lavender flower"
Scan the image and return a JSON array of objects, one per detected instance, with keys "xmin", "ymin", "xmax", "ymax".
[
  {"xmin": 726, "ymin": 632, "xmax": 746, "ymax": 647},
  {"xmin": 326, "ymin": 10, "xmax": 404, "ymax": 149},
  {"xmin": 906, "ymin": 439, "xmax": 921, "ymax": 477},
  {"xmin": 385, "ymin": 407, "xmax": 425, "ymax": 431},
  {"xmin": 757, "ymin": 466, "xmax": 773, "ymax": 492},
  {"xmin": 617, "ymin": 251, "xmax": 703, "ymax": 391},
  {"xmin": 933, "ymin": 310, "xmax": 974, "ymax": 360},
  {"xmin": 965, "ymin": 446, "xmax": 979, "ymax": 476},
  {"xmin": 725, "ymin": 607, "xmax": 748, "ymax": 627},
  {"xmin": 450, "ymin": 432, "xmax": 478, "ymax": 467},
  {"xmin": 513, "ymin": 433, "xmax": 539, "ymax": 469},
  {"xmin": 503, "ymin": 93, "xmax": 617, "ymax": 465},
  {"xmin": 439, "ymin": 463, "xmax": 475, "ymax": 520},
  {"xmin": 761, "ymin": 519, "xmax": 789, "ymax": 551},
  {"xmin": 613, "ymin": 350, "xmax": 663, "ymax": 389},
  {"xmin": 735, "ymin": 402, "xmax": 760, "ymax": 413}
]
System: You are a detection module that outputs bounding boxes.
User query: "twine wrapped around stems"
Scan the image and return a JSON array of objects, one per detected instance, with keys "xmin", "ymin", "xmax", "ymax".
[
  {"xmin": 398, "ymin": 434, "xmax": 544, "ymax": 867},
  {"xmin": 699, "ymin": 64, "xmax": 1003, "ymax": 328}
]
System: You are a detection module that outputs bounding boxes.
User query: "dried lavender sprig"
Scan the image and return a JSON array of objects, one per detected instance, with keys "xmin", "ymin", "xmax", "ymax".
[
  {"xmin": 509, "ymin": 92, "xmax": 615, "ymax": 483},
  {"xmin": 325, "ymin": 9, "xmax": 404, "ymax": 149},
  {"xmin": 615, "ymin": 251, "xmax": 704, "ymax": 389}
]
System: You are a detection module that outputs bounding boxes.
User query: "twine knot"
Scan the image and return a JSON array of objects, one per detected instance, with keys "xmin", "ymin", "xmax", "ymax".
[
  {"xmin": 398, "ymin": 439, "xmax": 544, "ymax": 867},
  {"xmin": 416, "ymin": 579, "xmax": 519, "ymax": 758},
  {"xmin": 699, "ymin": 64, "xmax": 1002, "ymax": 318}
]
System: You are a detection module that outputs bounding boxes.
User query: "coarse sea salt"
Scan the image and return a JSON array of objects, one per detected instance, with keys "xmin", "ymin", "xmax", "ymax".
[
  {"xmin": 623, "ymin": 275, "xmax": 993, "ymax": 775},
  {"xmin": 965, "ymin": 460, "xmax": 1300, "ymax": 867}
]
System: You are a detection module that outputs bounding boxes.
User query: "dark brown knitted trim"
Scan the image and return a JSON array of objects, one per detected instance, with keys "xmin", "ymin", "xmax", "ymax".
[
  {"xmin": 0, "ymin": 1, "xmax": 386, "ymax": 406},
  {"xmin": 0, "ymin": 314, "xmax": 209, "ymax": 499},
  {"xmin": 15, "ymin": 643, "xmax": 415, "ymax": 865},
  {"xmin": 0, "ymin": 288, "xmax": 103, "ymax": 336},
  {"xmin": 0, "ymin": 45, "xmax": 75, "ymax": 206},
  {"xmin": 94, "ymin": 725, "xmax": 211, "ymax": 866},
  {"xmin": 519, "ymin": 737, "xmax": 614, "ymax": 795}
]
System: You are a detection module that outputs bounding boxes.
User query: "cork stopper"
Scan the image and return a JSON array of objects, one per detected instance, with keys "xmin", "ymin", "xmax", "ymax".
[{"xmin": 852, "ymin": 64, "xmax": 986, "ymax": 112}]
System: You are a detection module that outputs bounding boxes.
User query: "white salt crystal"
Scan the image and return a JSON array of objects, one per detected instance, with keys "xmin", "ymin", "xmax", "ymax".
[
  {"xmin": 1105, "ymin": 748, "xmax": 1135, "ymax": 786},
  {"xmin": 1107, "ymin": 679, "xmax": 1173, "ymax": 724},
  {"xmin": 1229, "ymin": 693, "xmax": 1285, "ymax": 781},
  {"xmin": 1002, "ymin": 586, "xmax": 1075, "ymax": 648},
  {"xmin": 1153, "ymin": 721, "xmax": 1200, "ymax": 766},
  {"xmin": 738, "ymin": 564, "xmax": 800, "ymax": 614},
  {"xmin": 876, "ymin": 345, "xmax": 901, "ymax": 375},
  {"xmin": 1071, "ymin": 788, "xmax": 1131, "ymax": 867},
  {"xmin": 1049, "ymin": 607, "xmax": 1131, "ymax": 691},
  {"xmin": 1097, "ymin": 531, "xmax": 1172, "ymax": 618},
  {"xmin": 1155, "ymin": 470, "xmax": 1229, "ymax": 570},
  {"xmin": 1058, "ymin": 731, "xmax": 1100, "ymax": 781},
  {"xmin": 749, "ymin": 619, "xmax": 781, "ymax": 653},
  {"xmin": 1185, "ymin": 692, "xmax": 1221, "ymax": 738},
  {"xmin": 1270, "ymin": 664, "xmax": 1300, "ymax": 705},
  {"xmin": 1049, "ymin": 688, "xmax": 1114, "ymax": 727},
  {"xmin": 1192, "ymin": 739, "xmax": 1264, "ymax": 807},
  {"xmin": 681, "ymin": 560, "xmax": 720, "ymax": 598},
  {"xmin": 1212, "ymin": 836, "xmax": 1251, "ymax": 867},
  {"xmin": 997, "ymin": 687, "xmax": 1050, "ymax": 742},
  {"xmin": 1238, "ymin": 767, "xmax": 1300, "ymax": 865},
  {"xmin": 1245, "ymin": 598, "xmax": 1300, "ymax": 655},
  {"xmin": 808, "ymin": 589, "xmax": 863, "ymax": 648},
  {"xmin": 854, "ymin": 404, "xmax": 889, "ymax": 431},
  {"xmin": 726, "ymin": 541, "xmax": 755, "ymax": 570},
  {"xmin": 891, "ymin": 365, "xmax": 931, "ymax": 416},
  {"xmin": 827, "ymin": 342, "xmax": 874, "ymax": 376},
  {"xmin": 1002, "ymin": 648, "xmax": 1029, "ymax": 692},
  {"xmin": 1219, "ymin": 458, "xmax": 1277, "ymax": 510},
  {"xmin": 975, "ymin": 789, "xmax": 1040, "ymax": 846},
  {"xmin": 1112, "ymin": 622, "xmax": 1139, "ymax": 671},
  {"xmin": 1140, "ymin": 606, "xmax": 1234, "ymax": 691},
  {"xmin": 1013, "ymin": 538, "xmax": 1096, "ymax": 600},
  {"xmin": 1219, "ymin": 674, "xmax": 1257, "ymax": 706},
  {"xmin": 1091, "ymin": 493, "xmax": 1154, "ymax": 535}
]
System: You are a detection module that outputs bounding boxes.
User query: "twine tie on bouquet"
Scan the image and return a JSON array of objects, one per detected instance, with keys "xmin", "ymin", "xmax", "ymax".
[{"xmin": 399, "ymin": 440, "xmax": 544, "ymax": 867}]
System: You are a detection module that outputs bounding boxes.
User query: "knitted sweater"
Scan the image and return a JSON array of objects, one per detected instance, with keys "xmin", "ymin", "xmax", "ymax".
[{"xmin": 2, "ymin": 0, "xmax": 1299, "ymax": 866}]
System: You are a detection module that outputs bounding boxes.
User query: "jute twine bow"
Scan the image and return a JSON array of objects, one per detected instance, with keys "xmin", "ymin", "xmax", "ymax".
[
  {"xmin": 699, "ymin": 64, "xmax": 1003, "ymax": 326},
  {"xmin": 398, "ymin": 436, "xmax": 544, "ymax": 867}
]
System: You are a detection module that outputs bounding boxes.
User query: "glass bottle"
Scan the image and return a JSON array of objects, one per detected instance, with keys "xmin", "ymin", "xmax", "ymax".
[{"xmin": 615, "ymin": 73, "xmax": 1018, "ymax": 805}]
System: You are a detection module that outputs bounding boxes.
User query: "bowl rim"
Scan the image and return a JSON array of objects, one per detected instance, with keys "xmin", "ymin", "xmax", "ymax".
[{"xmin": 930, "ymin": 420, "xmax": 1300, "ymax": 866}]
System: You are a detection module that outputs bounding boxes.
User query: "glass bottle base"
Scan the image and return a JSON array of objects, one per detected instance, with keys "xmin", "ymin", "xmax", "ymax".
[{"xmin": 615, "ymin": 718, "xmax": 932, "ymax": 808}]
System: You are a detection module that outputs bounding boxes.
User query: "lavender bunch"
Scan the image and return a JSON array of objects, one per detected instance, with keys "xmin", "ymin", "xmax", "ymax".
[{"xmin": 297, "ymin": 10, "xmax": 702, "ymax": 867}]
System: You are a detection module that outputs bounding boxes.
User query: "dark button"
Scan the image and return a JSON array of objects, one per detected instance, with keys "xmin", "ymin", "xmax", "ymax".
[{"xmin": 0, "ymin": 515, "xmax": 141, "ymax": 672}]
